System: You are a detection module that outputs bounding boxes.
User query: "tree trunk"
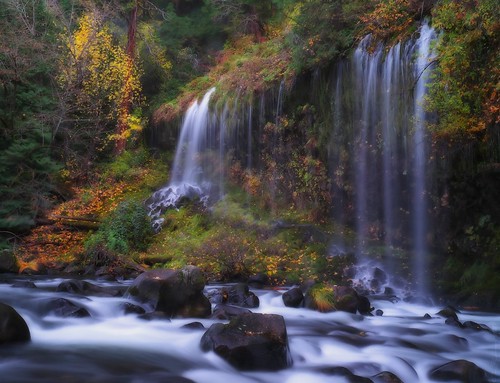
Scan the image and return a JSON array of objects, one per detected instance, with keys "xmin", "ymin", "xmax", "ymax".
[{"xmin": 115, "ymin": 1, "xmax": 138, "ymax": 155}]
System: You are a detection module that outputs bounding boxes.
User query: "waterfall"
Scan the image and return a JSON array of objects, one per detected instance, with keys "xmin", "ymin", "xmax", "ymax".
[
  {"xmin": 147, "ymin": 22, "xmax": 436, "ymax": 294},
  {"xmin": 412, "ymin": 23, "xmax": 436, "ymax": 296},
  {"xmin": 147, "ymin": 88, "xmax": 216, "ymax": 231},
  {"xmin": 329, "ymin": 21, "xmax": 436, "ymax": 294}
]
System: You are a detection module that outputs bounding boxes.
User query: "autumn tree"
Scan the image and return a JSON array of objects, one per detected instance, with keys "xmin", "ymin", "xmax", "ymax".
[{"xmin": 57, "ymin": 7, "xmax": 143, "ymax": 168}]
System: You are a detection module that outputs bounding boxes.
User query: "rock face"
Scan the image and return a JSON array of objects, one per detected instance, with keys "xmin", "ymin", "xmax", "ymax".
[
  {"xmin": 127, "ymin": 267, "xmax": 211, "ymax": 318},
  {"xmin": 429, "ymin": 359, "xmax": 488, "ymax": 383},
  {"xmin": 0, "ymin": 302, "xmax": 31, "ymax": 344},
  {"xmin": 200, "ymin": 313, "xmax": 292, "ymax": 371}
]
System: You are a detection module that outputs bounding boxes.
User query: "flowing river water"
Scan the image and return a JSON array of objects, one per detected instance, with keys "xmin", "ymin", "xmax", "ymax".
[{"xmin": 0, "ymin": 276, "xmax": 498, "ymax": 383}]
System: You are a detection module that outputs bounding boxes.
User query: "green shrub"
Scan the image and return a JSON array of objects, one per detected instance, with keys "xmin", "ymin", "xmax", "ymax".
[{"xmin": 85, "ymin": 200, "xmax": 153, "ymax": 256}]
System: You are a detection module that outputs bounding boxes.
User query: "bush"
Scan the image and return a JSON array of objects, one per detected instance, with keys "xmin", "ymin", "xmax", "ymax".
[{"xmin": 85, "ymin": 200, "xmax": 153, "ymax": 256}]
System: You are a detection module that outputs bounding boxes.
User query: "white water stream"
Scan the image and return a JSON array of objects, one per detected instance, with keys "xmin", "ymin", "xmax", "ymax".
[{"xmin": 0, "ymin": 277, "xmax": 498, "ymax": 383}]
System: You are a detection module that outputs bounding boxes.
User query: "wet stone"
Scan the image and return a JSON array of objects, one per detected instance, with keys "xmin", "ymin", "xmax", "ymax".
[
  {"xmin": 372, "ymin": 371, "xmax": 404, "ymax": 383},
  {"xmin": 429, "ymin": 359, "xmax": 489, "ymax": 383}
]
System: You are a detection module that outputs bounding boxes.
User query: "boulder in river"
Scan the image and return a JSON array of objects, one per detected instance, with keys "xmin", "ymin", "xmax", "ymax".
[
  {"xmin": 282, "ymin": 287, "xmax": 304, "ymax": 308},
  {"xmin": 127, "ymin": 266, "xmax": 211, "ymax": 318},
  {"xmin": 200, "ymin": 312, "xmax": 292, "ymax": 371},
  {"xmin": 321, "ymin": 366, "xmax": 373, "ymax": 382},
  {"xmin": 40, "ymin": 298, "xmax": 91, "ymax": 318},
  {"xmin": 429, "ymin": 359, "xmax": 489, "ymax": 383},
  {"xmin": 0, "ymin": 302, "xmax": 31, "ymax": 344},
  {"xmin": 211, "ymin": 304, "xmax": 252, "ymax": 320},
  {"xmin": 372, "ymin": 371, "xmax": 404, "ymax": 383},
  {"xmin": 57, "ymin": 279, "xmax": 124, "ymax": 297},
  {"xmin": 436, "ymin": 306, "xmax": 460, "ymax": 321},
  {"xmin": 304, "ymin": 283, "xmax": 371, "ymax": 314}
]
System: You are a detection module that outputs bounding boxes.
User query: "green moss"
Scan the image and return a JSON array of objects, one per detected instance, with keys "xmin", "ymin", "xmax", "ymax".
[{"xmin": 308, "ymin": 283, "xmax": 335, "ymax": 312}]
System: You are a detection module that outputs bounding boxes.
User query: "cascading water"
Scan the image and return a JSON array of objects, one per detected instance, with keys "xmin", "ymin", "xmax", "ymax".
[
  {"xmin": 412, "ymin": 23, "xmax": 436, "ymax": 297},
  {"xmin": 329, "ymin": 21, "xmax": 436, "ymax": 295},
  {"xmin": 147, "ymin": 88, "xmax": 216, "ymax": 231},
  {"xmin": 1, "ymin": 277, "xmax": 499, "ymax": 383},
  {"xmin": 148, "ymin": 23, "xmax": 436, "ymax": 295}
]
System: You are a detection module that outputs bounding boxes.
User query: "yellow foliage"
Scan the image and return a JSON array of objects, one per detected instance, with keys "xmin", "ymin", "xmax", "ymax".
[{"xmin": 59, "ymin": 12, "xmax": 143, "ymax": 145}]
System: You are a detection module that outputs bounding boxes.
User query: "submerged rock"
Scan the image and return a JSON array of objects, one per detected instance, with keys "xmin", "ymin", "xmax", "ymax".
[
  {"xmin": 0, "ymin": 302, "xmax": 31, "ymax": 344},
  {"xmin": 40, "ymin": 298, "xmax": 91, "ymax": 318},
  {"xmin": 181, "ymin": 321, "xmax": 205, "ymax": 330},
  {"xmin": 200, "ymin": 312, "xmax": 292, "ymax": 371},
  {"xmin": 321, "ymin": 366, "xmax": 373, "ymax": 383},
  {"xmin": 57, "ymin": 279, "xmax": 124, "ymax": 297},
  {"xmin": 429, "ymin": 359, "xmax": 488, "ymax": 383},
  {"xmin": 11, "ymin": 281, "xmax": 37, "ymax": 289},
  {"xmin": 127, "ymin": 266, "xmax": 211, "ymax": 318},
  {"xmin": 120, "ymin": 302, "xmax": 146, "ymax": 315}
]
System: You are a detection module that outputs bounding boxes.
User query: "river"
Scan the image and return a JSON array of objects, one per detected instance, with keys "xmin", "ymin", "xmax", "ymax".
[{"xmin": 0, "ymin": 276, "xmax": 498, "ymax": 383}]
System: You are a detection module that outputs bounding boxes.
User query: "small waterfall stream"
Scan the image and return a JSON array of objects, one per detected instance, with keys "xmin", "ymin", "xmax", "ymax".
[{"xmin": 147, "ymin": 88, "xmax": 216, "ymax": 231}]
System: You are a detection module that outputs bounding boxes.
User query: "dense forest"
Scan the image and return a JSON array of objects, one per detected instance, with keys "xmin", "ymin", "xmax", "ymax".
[{"xmin": 0, "ymin": 0, "xmax": 499, "ymax": 307}]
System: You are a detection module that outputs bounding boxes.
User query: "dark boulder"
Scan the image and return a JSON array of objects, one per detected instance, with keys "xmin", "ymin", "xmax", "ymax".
[
  {"xmin": 305, "ymin": 284, "xmax": 372, "ymax": 314},
  {"xmin": 120, "ymin": 302, "xmax": 146, "ymax": 315},
  {"xmin": 127, "ymin": 266, "xmax": 211, "ymax": 318},
  {"xmin": 282, "ymin": 287, "xmax": 304, "ymax": 308},
  {"xmin": 57, "ymin": 280, "xmax": 124, "ymax": 297},
  {"xmin": 429, "ymin": 359, "xmax": 488, "ymax": 383},
  {"xmin": 0, "ymin": 302, "xmax": 31, "ymax": 344},
  {"xmin": 321, "ymin": 366, "xmax": 373, "ymax": 383},
  {"xmin": 334, "ymin": 286, "xmax": 360, "ymax": 313},
  {"xmin": 463, "ymin": 321, "xmax": 494, "ymax": 333},
  {"xmin": 200, "ymin": 312, "xmax": 292, "ymax": 371},
  {"xmin": 445, "ymin": 317, "xmax": 464, "ymax": 328},
  {"xmin": 372, "ymin": 371, "xmax": 404, "ymax": 383},
  {"xmin": 248, "ymin": 273, "xmax": 269, "ymax": 288},
  {"xmin": 181, "ymin": 322, "xmax": 205, "ymax": 330},
  {"xmin": 138, "ymin": 312, "xmax": 172, "ymax": 321},
  {"xmin": 373, "ymin": 267, "xmax": 388, "ymax": 284},
  {"xmin": 40, "ymin": 298, "xmax": 91, "ymax": 318},
  {"xmin": 224, "ymin": 284, "xmax": 260, "ymax": 308},
  {"xmin": 436, "ymin": 306, "xmax": 460, "ymax": 321},
  {"xmin": 11, "ymin": 281, "xmax": 37, "ymax": 289},
  {"xmin": 357, "ymin": 295, "xmax": 372, "ymax": 315},
  {"xmin": 0, "ymin": 251, "xmax": 19, "ymax": 273},
  {"xmin": 211, "ymin": 304, "xmax": 252, "ymax": 320},
  {"xmin": 175, "ymin": 292, "xmax": 212, "ymax": 318}
]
